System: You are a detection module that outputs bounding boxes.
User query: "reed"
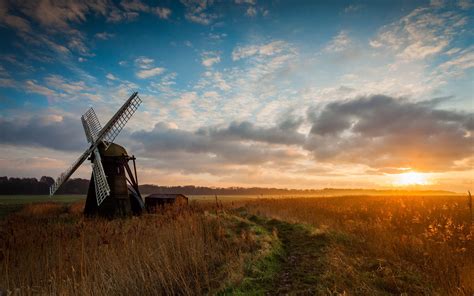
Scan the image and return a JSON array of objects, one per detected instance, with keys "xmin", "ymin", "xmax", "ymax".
[{"xmin": 242, "ymin": 195, "xmax": 474, "ymax": 295}]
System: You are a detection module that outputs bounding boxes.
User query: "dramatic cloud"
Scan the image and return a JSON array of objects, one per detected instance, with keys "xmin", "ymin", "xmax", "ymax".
[
  {"xmin": 306, "ymin": 95, "xmax": 473, "ymax": 172},
  {"xmin": 0, "ymin": 115, "xmax": 85, "ymax": 151},
  {"xmin": 131, "ymin": 121, "xmax": 304, "ymax": 168},
  {"xmin": 126, "ymin": 95, "xmax": 472, "ymax": 176},
  {"xmin": 205, "ymin": 119, "xmax": 305, "ymax": 146}
]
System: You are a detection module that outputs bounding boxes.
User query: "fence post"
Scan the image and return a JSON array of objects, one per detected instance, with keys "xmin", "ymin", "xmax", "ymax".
[{"xmin": 468, "ymin": 191, "xmax": 472, "ymax": 224}]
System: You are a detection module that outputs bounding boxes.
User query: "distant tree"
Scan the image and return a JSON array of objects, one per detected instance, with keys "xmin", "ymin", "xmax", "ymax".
[{"xmin": 40, "ymin": 176, "xmax": 54, "ymax": 187}]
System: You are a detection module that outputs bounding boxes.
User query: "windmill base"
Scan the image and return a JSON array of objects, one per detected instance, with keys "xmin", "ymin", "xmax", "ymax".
[{"xmin": 84, "ymin": 176, "xmax": 144, "ymax": 218}]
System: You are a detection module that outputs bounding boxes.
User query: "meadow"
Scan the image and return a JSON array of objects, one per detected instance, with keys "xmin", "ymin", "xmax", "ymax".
[{"xmin": 0, "ymin": 194, "xmax": 472, "ymax": 295}]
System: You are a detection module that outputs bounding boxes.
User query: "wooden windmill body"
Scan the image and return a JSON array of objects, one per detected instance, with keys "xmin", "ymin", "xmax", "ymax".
[{"xmin": 84, "ymin": 142, "xmax": 144, "ymax": 217}]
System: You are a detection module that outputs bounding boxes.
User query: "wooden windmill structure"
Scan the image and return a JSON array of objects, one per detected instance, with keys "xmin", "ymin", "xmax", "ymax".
[{"xmin": 49, "ymin": 92, "xmax": 145, "ymax": 217}]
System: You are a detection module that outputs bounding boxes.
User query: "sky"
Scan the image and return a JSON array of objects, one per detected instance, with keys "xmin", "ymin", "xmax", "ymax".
[{"xmin": 0, "ymin": 0, "xmax": 473, "ymax": 191}]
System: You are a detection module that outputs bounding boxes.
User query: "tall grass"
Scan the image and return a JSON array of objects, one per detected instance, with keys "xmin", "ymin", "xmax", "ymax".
[
  {"xmin": 0, "ymin": 202, "xmax": 258, "ymax": 295},
  {"xmin": 242, "ymin": 195, "xmax": 474, "ymax": 295}
]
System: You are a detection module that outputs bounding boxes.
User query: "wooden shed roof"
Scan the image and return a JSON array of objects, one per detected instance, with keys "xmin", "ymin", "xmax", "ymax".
[{"xmin": 145, "ymin": 193, "xmax": 188, "ymax": 199}]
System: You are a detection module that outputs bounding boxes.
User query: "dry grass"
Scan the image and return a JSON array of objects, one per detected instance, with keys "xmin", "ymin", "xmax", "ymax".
[
  {"xmin": 241, "ymin": 195, "xmax": 474, "ymax": 295},
  {"xmin": 0, "ymin": 202, "xmax": 266, "ymax": 295},
  {"xmin": 2, "ymin": 195, "xmax": 472, "ymax": 295}
]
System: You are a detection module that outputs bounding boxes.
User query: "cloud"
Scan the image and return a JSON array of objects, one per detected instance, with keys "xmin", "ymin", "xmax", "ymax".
[
  {"xmin": 324, "ymin": 30, "xmax": 351, "ymax": 52},
  {"xmin": 235, "ymin": 0, "xmax": 256, "ymax": 4},
  {"xmin": 153, "ymin": 7, "xmax": 171, "ymax": 19},
  {"xmin": 106, "ymin": 73, "xmax": 118, "ymax": 80},
  {"xmin": 208, "ymin": 33, "xmax": 227, "ymax": 41},
  {"xmin": 344, "ymin": 4, "xmax": 362, "ymax": 13},
  {"xmin": 2, "ymin": 93, "xmax": 472, "ymax": 183},
  {"xmin": 25, "ymin": 80, "xmax": 56, "ymax": 97},
  {"xmin": 0, "ymin": 78, "xmax": 16, "ymax": 88},
  {"xmin": 67, "ymin": 36, "xmax": 94, "ymax": 56},
  {"xmin": 106, "ymin": 10, "xmax": 139, "ymax": 23},
  {"xmin": 119, "ymin": 0, "xmax": 172, "ymax": 20},
  {"xmin": 201, "ymin": 51, "xmax": 221, "ymax": 67},
  {"xmin": 181, "ymin": 0, "xmax": 218, "ymax": 25},
  {"xmin": 0, "ymin": 115, "xmax": 85, "ymax": 151},
  {"xmin": 369, "ymin": 6, "xmax": 468, "ymax": 60},
  {"xmin": 135, "ymin": 56, "xmax": 155, "ymax": 69},
  {"xmin": 438, "ymin": 47, "xmax": 474, "ymax": 72},
  {"xmin": 0, "ymin": 12, "xmax": 31, "ymax": 32},
  {"xmin": 458, "ymin": 0, "xmax": 473, "ymax": 9},
  {"xmin": 171, "ymin": 92, "xmax": 198, "ymax": 117},
  {"xmin": 133, "ymin": 56, "xmax": 165, "ymax": 78},
  {"xmin": 430, "ymin": 0, "xmax": 445, "ymax": 7},
  {"xmin": 45, "ymin": 75, "xmax": 87, "ymax": 94},
  {"xmin": 201, "ymin": 71, "xmax": 230, "ymax": 91},
  {"xmin": 95, "ymin": 32, "xmax": 115, "ymax": 40},
  {"xmin": 232, "ymin": 41, "xmax": 289, "ymax": 60},
  {"xmin": 131, "ymin": 121, "xmax": 303, "ymax": 169},
  {"xmin": 205, "ymin": 119, "xmax": 305, "ymax": 146},
  {"xmin": 120, "ymin": 0, "xmax": 149, "ymax": 12},
  {"xmin": 306, "ymin": 95, "xmax": 473, "ymax": 172},
  {"xmin": 136, "ymin": 67, "xmax": 165, "ymax": 79},
  {"xmin": 245, "ymin": 6, "xmax": 257, "ymax": 17}
]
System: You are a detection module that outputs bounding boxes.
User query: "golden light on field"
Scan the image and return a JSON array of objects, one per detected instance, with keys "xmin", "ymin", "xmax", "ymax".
[{"xmin": 393, "ymin": 172, "xmax": 430, "ymax": 186}]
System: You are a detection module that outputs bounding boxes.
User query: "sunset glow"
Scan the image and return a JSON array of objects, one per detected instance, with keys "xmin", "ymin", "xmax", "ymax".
[{"xmin": 393, "ymin": 172, "xmax": 430, "ymax": 187}]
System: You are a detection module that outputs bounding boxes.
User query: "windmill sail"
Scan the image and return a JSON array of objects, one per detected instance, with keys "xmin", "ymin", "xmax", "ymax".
[
  {"xmin": 82, "ymin": 110, "xmax": 111, "ymax": 205},
  {"xmin": 91, "ymin": 149, "xmax": 110, "ymax": 205},
  {"xmin": 49, "ymin": 147, "xmax": 93, "ymax": 195},
  {"xmin": 81, "ymin": 108, "xmax": 102, "ymax": 143},
  {"xmin": 98, "ymin": 92, "xmax": 142, "ymax": 149}
]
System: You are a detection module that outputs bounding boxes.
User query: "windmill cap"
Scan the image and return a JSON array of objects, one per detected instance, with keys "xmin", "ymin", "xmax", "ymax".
[{"xmin": 98, "ymin": 142, "xmax": 128, "ymax": 157}]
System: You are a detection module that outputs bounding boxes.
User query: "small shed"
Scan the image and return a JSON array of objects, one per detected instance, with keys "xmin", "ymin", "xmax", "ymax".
[{"xmin": 145, "ymin": 193, "xmax": 188, "ymax": 212}]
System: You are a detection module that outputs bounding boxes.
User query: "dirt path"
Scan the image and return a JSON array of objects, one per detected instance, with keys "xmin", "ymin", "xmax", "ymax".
[{"xmin": 248, "ymin": 215, "xmax": 330, "ymax": 295}]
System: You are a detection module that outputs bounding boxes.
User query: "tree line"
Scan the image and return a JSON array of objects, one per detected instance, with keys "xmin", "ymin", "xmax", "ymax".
[
  {"xmin": 0, "ymin": 176, "xmax": 455, "ymax": 196},
  {"xmin": 0, "ymin": 176, "xmax": 89, "ymax": 195}
]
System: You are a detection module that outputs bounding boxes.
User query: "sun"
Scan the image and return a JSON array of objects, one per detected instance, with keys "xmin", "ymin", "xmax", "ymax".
[{"xmin": 393, "ymin": 172, "xmax": 430, "ymax": 186}]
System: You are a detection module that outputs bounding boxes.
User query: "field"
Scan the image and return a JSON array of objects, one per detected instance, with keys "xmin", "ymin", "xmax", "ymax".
[{"xmin": 0, "ymin": 194, "xmax": 472, "ymax": 295}]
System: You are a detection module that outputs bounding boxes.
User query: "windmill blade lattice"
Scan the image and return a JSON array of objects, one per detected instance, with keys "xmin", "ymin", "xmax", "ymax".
[
  {"xmin": 81, "ymin": 108, "xmax": 102, "ymax": 143},
  {"xmin": 49, "ymin": 148, "xmax": 93, "ymax": 196},
  {"xmin": 100, "ymin": 93, "xmax": 142, "ymax": 150},
  {"xmin": 91, "ymin": 148, "xmax": 110, "ymax": 205}
]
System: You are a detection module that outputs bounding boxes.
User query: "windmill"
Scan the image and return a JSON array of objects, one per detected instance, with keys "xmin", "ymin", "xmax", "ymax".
[{"xmin": 49, "ymin": 92, "xmax": 145, "ymax": 217}]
